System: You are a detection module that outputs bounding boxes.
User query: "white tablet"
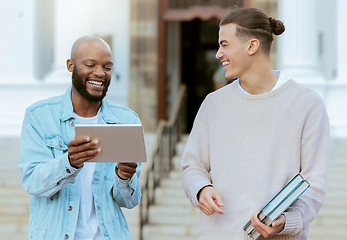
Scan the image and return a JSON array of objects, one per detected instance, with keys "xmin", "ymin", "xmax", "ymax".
[{"xmin": 75, "ymin": 124, "xmax": 147, "ymax": 163}]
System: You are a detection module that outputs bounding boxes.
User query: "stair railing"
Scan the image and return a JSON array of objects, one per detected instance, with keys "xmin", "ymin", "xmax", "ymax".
[{"xmin": 139, "ymin": 84, "xmax": 187, "ymax": 240}]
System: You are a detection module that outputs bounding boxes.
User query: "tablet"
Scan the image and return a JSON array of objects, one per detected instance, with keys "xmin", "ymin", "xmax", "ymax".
[{"xmin": 75, "ymin": 124, "xmax": 147, "ymax": 163}]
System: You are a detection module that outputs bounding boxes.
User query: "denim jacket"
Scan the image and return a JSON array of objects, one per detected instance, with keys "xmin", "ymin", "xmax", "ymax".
[{"xmin": 19, "ymin": 87, "xmax": 142, "ymax": 240}]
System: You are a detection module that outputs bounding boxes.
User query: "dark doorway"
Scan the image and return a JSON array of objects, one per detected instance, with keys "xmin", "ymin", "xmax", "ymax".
[{"xmin": 181, "ymin": 19, "xmax": 221, "ymax": 132}]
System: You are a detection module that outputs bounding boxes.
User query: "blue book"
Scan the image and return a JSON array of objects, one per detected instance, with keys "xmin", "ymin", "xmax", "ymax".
[{"xmin": 244, "ymin": 173, "xmax": 310, "ymax": 239}]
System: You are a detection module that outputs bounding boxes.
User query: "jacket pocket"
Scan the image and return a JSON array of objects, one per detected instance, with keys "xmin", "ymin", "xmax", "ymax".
[{"xmin": 45, "ymin": 135, "xmax": 68, "ymax": 158}]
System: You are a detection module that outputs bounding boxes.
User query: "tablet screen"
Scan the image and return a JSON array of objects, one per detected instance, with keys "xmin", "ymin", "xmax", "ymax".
[{"xmin": 75, "ymin": 124, "xmax": 147, "ymax": 163}]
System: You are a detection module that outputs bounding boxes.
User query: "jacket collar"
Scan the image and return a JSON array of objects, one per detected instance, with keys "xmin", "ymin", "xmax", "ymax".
[{"xmin": 60, "ymin": 86, "xmax": 120, "ymax": 124}]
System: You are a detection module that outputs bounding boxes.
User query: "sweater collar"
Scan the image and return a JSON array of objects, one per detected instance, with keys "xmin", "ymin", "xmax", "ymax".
[
  {"xmin": 236, "ymin": 70, "xmax": 288, "ymax": 95},
  {"xmin": 234, "ymin": 78, "xmax": 294, "ymax": 100},
  {"xmin": 236, "ymin": 70, "xmax": 290, "ymax": 97}
]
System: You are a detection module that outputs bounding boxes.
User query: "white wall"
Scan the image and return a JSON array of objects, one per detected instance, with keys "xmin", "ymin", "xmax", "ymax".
[
  {"xmin": 90, "ymin": 0, "xmax": 131, "ymax": 107},
  {"xmin": 278, "ymin": 0, "xmax": 347, "ymax": 138},
  {"xmin": 0, "ymin": 0, "xmax": 131, "ymax": 136},
  {"xmin": 0, "ymin": 0, "xmax": 35, "ymax": 81}
]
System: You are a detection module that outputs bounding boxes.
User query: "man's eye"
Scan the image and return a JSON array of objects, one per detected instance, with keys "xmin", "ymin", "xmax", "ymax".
[
  {"xmin": 104, "ymin": 67, "xmax": 112, "ymax": 71},
  {"xmin": 85, "ymin": 64, "xmax": 94, "ymax": 68}
]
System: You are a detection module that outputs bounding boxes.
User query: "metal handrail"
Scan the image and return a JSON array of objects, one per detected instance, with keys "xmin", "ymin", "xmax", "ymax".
[{"xmin": 139, "ymin": 84, "xmax": 187, "ymax": 240}]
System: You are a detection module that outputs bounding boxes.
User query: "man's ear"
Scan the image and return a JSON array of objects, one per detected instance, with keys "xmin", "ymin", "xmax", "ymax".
[
  {"xmin": 247, "ymin": 39, "xmax": 260, "ymax": 56},
  {"xmin": 66, "ymin": 59, "xmax": 74, "ymax": 73}
]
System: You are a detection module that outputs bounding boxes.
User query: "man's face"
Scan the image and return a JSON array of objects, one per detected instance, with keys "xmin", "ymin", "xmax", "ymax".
[
  {"xmin": 72, "ymin": 64, "xmax": 110, "ymax": 102},
  {"xmin": 70, "ymin": 40, "xmax": 113, "ymax": 102},
  {"xmin": 215, "ymin": 23, "xmax": 249, "ymax": 80}
]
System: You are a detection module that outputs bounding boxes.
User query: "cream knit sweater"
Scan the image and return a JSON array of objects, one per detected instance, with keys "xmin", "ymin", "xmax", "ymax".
[{"xmin": 181, "ymin": 79, "xmax": 330, "ymax": 240}]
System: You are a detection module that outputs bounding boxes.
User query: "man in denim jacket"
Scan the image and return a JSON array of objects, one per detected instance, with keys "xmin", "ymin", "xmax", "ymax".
[{"xmin": 19, "ymin": 36, "xmax": 142, "ymax": 240}]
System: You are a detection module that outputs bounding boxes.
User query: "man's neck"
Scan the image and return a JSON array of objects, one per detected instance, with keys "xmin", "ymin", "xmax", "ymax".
[
  {"xmin": 71, "ymin": 89, "xmax": 101, "ymax": 117},
  {"xmin": 239, "ymin": 60, "xmax": 278, "ymax": 95}
]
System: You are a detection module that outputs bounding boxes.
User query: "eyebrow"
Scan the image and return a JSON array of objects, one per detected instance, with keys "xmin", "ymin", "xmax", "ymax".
[
  {"xmin": 219, "ymin": 40, "xmax": 229, "ymax": 45},
  {"xmin": 84, "ymin": 59, "xmax": 113, "ymax": 65}
]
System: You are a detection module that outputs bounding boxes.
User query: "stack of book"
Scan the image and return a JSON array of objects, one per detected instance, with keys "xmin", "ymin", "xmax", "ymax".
[{"xmin": 244, "ymin": 173, "xmax": 310, "ymax": 240}]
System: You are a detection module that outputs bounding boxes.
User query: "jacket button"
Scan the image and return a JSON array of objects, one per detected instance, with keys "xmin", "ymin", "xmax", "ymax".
[
  {"xmin": 66, "ymin": 169, "xmax": 71, "ymax": 174},
  {"xmin": 64, "ymin": 234, "xmax": 69, "ymax": 239},
  {"xmin": 70, "ymin": 121, "xmax": 75, "ymax": 127},
  {"xmin": 68, "ymin": 206, "xmax": 72, "ymax": 211},
  {"xmin": 59, "ymin": 143, "xmax": 63, "ymax": 148}
]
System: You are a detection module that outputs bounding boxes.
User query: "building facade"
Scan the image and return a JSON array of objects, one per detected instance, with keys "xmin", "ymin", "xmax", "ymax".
[{"xmin": 1, "ymin": 0, "xmax": 346, "ymax": 136}]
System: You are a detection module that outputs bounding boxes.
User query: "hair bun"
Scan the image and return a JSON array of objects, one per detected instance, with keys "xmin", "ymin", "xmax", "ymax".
[{"xmin": 268, "ymin": 17, "xmax": 285, "ymax": 35}]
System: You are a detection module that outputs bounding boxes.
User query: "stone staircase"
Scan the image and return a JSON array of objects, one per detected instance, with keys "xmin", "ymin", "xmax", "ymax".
[
  {"xmin": 141, "ymin": 157, "xmax": 200, "ymax": 240},
  {"xmin": 0, "ymin": 137, "xmax": 29, "ymax": 240},
  {"xmin": 122, "ymin": 139, "xmax": 200, "ymax": 240},
  {"xmin": 308, "ymin": 139, "xmax": 347, "ymax": 240}
]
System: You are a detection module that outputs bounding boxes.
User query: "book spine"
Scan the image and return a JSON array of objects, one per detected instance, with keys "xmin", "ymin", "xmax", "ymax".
[
  {"xmin": 267, "ymin": 180, "xmax": 310, "ymax": 221},
  {"xmin": 244, "ymin": 174, "xmax": 310, "ymax": 239},
  {"xmin": 261, "ymin": 174, "xmax": 304, "ymax": 216}
]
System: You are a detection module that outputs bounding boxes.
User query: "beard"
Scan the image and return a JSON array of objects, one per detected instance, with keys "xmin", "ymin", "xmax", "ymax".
[{"xmin": 72, "ymin": 66, "xmax": 110, "ymax": 102}]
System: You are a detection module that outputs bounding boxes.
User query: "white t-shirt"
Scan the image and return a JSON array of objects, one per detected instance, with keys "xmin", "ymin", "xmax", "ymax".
[
  {"xmin": 237, "ymin": 70, "xmax": 288, "ymax": 95},
  {"xmin": 74, "ymin": 111, "xmax": 104, "ymax": 240}
]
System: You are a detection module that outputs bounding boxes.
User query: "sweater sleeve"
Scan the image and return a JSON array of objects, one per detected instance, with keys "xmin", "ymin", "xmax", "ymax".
[
  {"xmin": 281, "ymin": 95, "xmax": 330, "ymax": 236},
  {"xmin": 181, "ymin": 95, "xmax": 214, "ymax": 208}
]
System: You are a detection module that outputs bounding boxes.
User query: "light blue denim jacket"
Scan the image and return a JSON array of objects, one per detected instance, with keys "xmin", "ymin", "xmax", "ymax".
[{"xmin": 19, "ymin": 87, "xmax": 142, "ymax": 240}]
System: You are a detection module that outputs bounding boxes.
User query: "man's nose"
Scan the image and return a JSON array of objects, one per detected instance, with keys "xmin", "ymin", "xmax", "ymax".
[
  {"xmin": 215, "ymin": 48, "xmax": 223, "ymax": 59},
  {"xmin": 93, "ymin": 65, "xmax": 105, "ymax": 77}
]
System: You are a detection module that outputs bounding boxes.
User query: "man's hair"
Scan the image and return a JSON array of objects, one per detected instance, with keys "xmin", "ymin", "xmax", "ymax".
[{"xmin": 219, "ymin": 8, "xmax": 285, "ymax": 55}]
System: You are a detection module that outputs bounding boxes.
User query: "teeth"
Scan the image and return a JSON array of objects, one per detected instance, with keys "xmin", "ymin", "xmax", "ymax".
[
  {"xmin": 222, "ymin": 62, "xmax": 230, "ymax": 66},
  {"xmin": 88, "ymin": 81, "xmax": 103, "ymax": 86}
]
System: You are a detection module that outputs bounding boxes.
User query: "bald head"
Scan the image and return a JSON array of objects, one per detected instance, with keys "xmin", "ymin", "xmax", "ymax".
[
  {"xmin": 66, "ymin": 36, "xmax": 114, "ymax": 104},
  {"xmin": 70, "ymin": 36, "xmax": 112, "ymax": 61}
]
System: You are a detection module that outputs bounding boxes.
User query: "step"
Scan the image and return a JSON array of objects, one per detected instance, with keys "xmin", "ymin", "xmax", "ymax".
[
  {"xmin": 143, "ymin": 224, "xmax": 198, "ymax": 237},
  {"xmin": 148, "ymin": 205, "xmax": 199, "ymax": 216},
  {"xmin": 0, "ymin": 222, "xmax": 28, "ymax": 234},
  {"xmin": 0, "ymin": 233, "xmax": 28, "ymax": 240},
  {"xmin": 149, "ymin": 213, "xmax": 199, "ymax": 225},
  {"xmin": 160, "ymin": 178, "xmax": 184, "ymax": 189},
  {"xmin": 155, "ymin": 187, "xmax": 186, "ymax": 199},
  {"xmin": 143, "ymin": 235, "xmax": 197, "ymax": 240},
  {"xmin": 154, "ymin": 193, "xmax": 191, "ymax": 207}
]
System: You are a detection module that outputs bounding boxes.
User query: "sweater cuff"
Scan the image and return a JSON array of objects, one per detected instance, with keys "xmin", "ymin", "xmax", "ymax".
[
  {"xmin": 190, "ymin": 178, "xmax": 214, "ymax": 207},
  {"xmin": 281, "ymin": 211, "xmax": 303, "ymax": 235}
]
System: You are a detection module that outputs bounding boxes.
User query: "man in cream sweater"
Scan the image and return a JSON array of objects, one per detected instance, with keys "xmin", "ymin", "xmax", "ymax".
[{"xmin": 181, "ymin": 8, "xmax": 330, "ymax": 240}]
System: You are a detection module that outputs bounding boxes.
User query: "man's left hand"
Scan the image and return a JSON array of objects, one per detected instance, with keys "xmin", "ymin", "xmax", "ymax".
[
  {"xmin": 116, "ymin": 163, "xmax": 138, "ymax": 180},
  {"xmin": 251, "ymin": 212, "xmax": 286, "ymax": 238}
]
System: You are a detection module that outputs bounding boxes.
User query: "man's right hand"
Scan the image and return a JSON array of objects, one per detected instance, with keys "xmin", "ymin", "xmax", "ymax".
[
  {"xmin": 67, "ymin": 137, "xmax": 101, "ymax": 168},
  {"xmin": 198, "ymin": 186, "xmax": 225, "ymax": 216}
]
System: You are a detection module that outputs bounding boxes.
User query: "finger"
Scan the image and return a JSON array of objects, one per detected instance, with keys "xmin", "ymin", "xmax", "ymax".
[
  {"xmin": 68, "ymin": 137, "xmax": 91, "ymax": 148},
  {"xmin": 119, "ymin": 162, "xmax": 138, "ymax": 168},
  {"xmin": 272, "ymin": 214, "xmax": 284, "ymax": 226},
  {"xmin": 271, "ymin": 214, "xmax": 285, "ymax": 231},
  {"xmin": 213, "ymin": 191, "xmax": 224, "ymax": 207},
  {"xmin": 71, "ymin": 155, "xmax": 98, "ymax": 167},
  {"xmin": 117, "ymin": 163, "xmax": 138, "ymax": 174},
  {"xmin": 69, "ymin": 148, "xmax": 101, "ymax": 165},
  {"xmin": 198, "ymin": 200, "xmax": 215, "ymax": 215},
  {"xmin": 204, "ymin": 196, "xmax": 225, "ymax": 215},
  {"xmin": 199, "ymin": 204, "xmax": 213, "ymax": 216},
  {"xmin": 69, "ymin": 140, "xmax": 99, "ymax": 155},
  {"xmin": 118, "ymin": 162, "xmax": 138, "ymax": 170},
  {"xmin": 117, "ymin": 171, "xmax": 133, "ymax": 180},
  {"xmin": 251, "ymin": 213, "xmax": 272, "ymax": 238}
]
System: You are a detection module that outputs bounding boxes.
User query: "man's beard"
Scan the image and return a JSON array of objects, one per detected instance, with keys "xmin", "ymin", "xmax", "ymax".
[{"xmin": 72, "ymin": 67, "xmax": 110, "ymax": 102}]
